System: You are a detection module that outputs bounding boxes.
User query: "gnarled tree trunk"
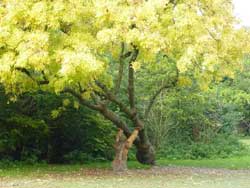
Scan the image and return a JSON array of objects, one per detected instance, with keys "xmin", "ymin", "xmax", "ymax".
[
  {"xmin": 63, "ymin": 47, "xmax": 162, "ymax": 167},
  {"xmin": 112, "ymin": 127, "xmax": 155, "ymax": 172},
  {"xmin": 112, "ymin": 128, "xmax": 139, "ymax": 172}
]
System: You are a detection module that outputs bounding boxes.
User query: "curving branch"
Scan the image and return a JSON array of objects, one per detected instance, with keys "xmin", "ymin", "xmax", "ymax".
[
  {"xmin": 113, "ymin": 43, "xmax": 135, "ymax": 96},
  {"xmin": 63, "ymin": 87, "xmax": 135, "ymax": 141},
  {"xmin": 63, "ymin": 87, "xmax": 102, "ymax": 111},
  {"xmin": 128, "ymin": 48, "xmax": 139, "ymax": 109},
  {"xmin": 144, "ymin": 85, "xmax": 171, "ymax": 119},
  {"xmin": 100, "ymin": 106, "xmax": 135, "ymax": 141},
  {"xmin": 95, "ymin": 80, "xmax": 135, "ymax": 118},
  {"xmin": 114, "ymin": 42, "xmax": 125, "ymax": 95},
  {"xmin": 144, "ymin": 68, "xmax": 179, "ymax": 119},
  {"xmin": 126, "ymin": 127, "xmax": 140, "ymax": 148},
  {"xmin": 95, "ymin": 80, "xmax": 144, "ymax": 131},
  {"xmin": 15, "ymin": 67, "xmax": 49, "ymax": 85}
]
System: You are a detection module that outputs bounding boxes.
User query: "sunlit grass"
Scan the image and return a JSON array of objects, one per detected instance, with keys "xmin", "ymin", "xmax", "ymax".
[
  {"xmin": 1, "ymin": 156, "xmax": 250, "ymax": 178},
  {"xmin": 157, "ymin": 156, "xmax": 250, "ymax": 170},
  {"xmin": 0, "ymin": 161, "xmax": 149, "ymax": 178},
  {"xmin": 239, "ymin": 138, "xmax": 250, "ymax": 146}
]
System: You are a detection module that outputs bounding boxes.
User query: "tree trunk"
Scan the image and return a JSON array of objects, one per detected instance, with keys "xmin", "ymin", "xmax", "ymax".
[
  {"xmin": 112, "ymin": 128, "xmax": 140, "ymax": 172},
  {"xmin": 64, "ymin": 85, "xmax": 156, "ymax": 166},
  {"xmin": 135, "ymin": 129, "xmax": 155, "ymax": 165},
  {"xmin": 135, "ymin": 144, "xmax": 155, "ymax": 165},
  {"xmin": 99, "ymin": 103, "xmax": 156, "ymax": 165}
]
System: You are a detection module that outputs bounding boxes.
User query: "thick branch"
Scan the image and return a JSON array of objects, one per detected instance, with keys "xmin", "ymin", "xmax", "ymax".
[
  {"xmin": 114, "ymin": 43, "xmax": 125, "ymax": 95},
  {"xmin": 95, "ymin": 80, "xmax": 144, "ymax": 132},
  {"xmin": 95, "ymin": 80, "xmax": 134, "ymax": 117},
  {"xmin": 100, "ymin": 105, "xmax": 137, "ymax": 142},
  {"xmin": 128, "ymin": 48, "xmax": 139, "ymax": 109},
  {"xmin": 126, "ymin": 128, "xmax": 140, "ymax": 148},
  {"xmin": 63, "ymin": 87, "xmax": 135, "ymax": 141},
  {"xmin": 63, "ymin": 88, "xmax": 102, "ymax": 111},
  {"xmin": 63, "ymin": 87, "xmax": 154, "ymax": 164},
  {"xmin": 115, "ymin": 128, "xmax": 124, "ymax": 142}
]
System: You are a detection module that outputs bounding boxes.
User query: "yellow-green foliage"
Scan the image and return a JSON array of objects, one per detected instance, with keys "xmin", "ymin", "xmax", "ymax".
[{"xmin": 0, "ymin": 0, "xmax": 249, "ymax": 96}]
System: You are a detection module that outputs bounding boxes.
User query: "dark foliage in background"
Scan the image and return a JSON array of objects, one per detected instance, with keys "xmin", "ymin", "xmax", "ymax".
[{"xmin": 0, "ymin": 89, "xmax": 115, "ymax": 164}]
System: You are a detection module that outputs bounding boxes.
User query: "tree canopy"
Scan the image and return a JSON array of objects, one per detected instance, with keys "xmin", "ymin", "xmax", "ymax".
[{"xmin": 0, "ymin": 0, "xmax": 249, "ymax": 96}]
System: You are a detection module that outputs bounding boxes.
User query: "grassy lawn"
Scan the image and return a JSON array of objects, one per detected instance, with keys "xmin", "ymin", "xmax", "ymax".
[
  {"xmin": 1, "ymin": 173, "xmax": 250, "ymax": 188},
  {"xmin": 1, "ymin": 162, "xmax": 250, "ymax": 188},
  {"xmin": 0, "ymin": 161, "xmax": 150, "ymax": 178},
  {"xmin": 239, "ymin": 137, "xmax": 250, "ymax": 146},
  {"xmin": 157, "ymin": 156, "xmax": 250, "ymax": 170},
  {"xmin": 1, "ymin": 138, "xmax": 250, "ymax": 188},
  {"xmin": 1, "ymin": 155, "xmax": 250, "ymax": 178},
  {"xmin": 1, "ymin": 159, "xmax": 250, "ymax": 188}
]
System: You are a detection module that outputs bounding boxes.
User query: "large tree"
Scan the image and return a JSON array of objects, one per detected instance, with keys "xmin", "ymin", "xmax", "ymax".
[{"xmin": 0, "ymin": 0, "xmax": 249, "ymax": 166}]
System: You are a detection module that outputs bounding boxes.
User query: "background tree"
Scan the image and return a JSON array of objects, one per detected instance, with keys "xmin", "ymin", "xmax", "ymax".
[{"xmin": 0, "ymin": 0, "xmax": 249, "ymax": 165}]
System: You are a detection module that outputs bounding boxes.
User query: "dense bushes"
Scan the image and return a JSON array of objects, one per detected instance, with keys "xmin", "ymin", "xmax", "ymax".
[
  {"xmin": 157, "ymin": 135, "xmax": 246, "ymax": 160},
  {"xmin": 146, "ymin": 78, "xmax": 249, "ymax": 160},
  {"xmin": 0, "ymin": 90, "xmax": 115, "ymax": 163},
  {"xmin": 0, "ymin": 115, "xmax": 48, "ymax": 163}
]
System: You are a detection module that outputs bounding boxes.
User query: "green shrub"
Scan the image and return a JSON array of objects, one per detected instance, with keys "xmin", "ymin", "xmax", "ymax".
[
  {"xmin": 157, "ymin": 134, "xmax": 247, "ymax": 160},
  {"xmin": 0, "ymin": 90, "xmax": 115, "ymax": 163},
  {"xmin": 63, "ymin": 151, "xmax": 93, "ymax": 164}
]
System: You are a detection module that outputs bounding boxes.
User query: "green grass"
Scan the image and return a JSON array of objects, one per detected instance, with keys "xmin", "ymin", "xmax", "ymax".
[
  {"xmin": 0, "ymin": 161, "xmax": 150, "ymax": 177},
  {"xmin": 157, "ymin": 156, "xmax": 250, "ymax": 170},
  {"xmin": 239, "ymin": 138, "xmax": 250, "ymax": 146},
  {"xmin": 2, "ymin": 174, "xmax": 250, "ymax": 188},
  {"xmin": 1, "ymin": 156, "xmax": 250, "ymax": 178},
  {"xmin": 1, "ymin": 161, "xmax": 250, "ymax": 188},
  {"xmin": 1, "ymin": 139, "xmax": 250, "ymax": 188}
]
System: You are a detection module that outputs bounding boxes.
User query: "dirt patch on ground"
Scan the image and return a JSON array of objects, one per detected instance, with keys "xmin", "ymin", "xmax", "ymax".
[{"xmin": 1, "ymin": 167, "xmax": 250, "ymax": 188}]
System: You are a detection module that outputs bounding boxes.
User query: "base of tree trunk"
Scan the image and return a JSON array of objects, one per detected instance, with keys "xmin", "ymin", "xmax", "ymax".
[
  {"xmin": 136, "ymin": 143, "xmax": 155, "ymax": 165},
  {"xmin": 112, "ymin": 128, "xmax": 140, "ymax": 172},
  {"xmin": 112, "ymin": 157, "xmax": 127, "ymax": 172}
]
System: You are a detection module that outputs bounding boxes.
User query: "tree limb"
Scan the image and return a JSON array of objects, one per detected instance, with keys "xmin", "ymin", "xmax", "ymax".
[
  {"xmin": 115, "ymin": 128, "xmax": 124, "ymax": 142},
  {"xmin": 63, "ymin": 88, "xmax": 102, "ymax": 111},
  {"xmin": 100, "ymin": 107, "xmax": 134, "ymax": 140},
  {"xmin": 126, "ymin": 128, "xmax": 140, "ymax": 148},
  {"xmin": 114, "ymin": 42, "xmax": 125, "ymax": 95},
  {"xmin": 95, "ymin": 80, "xmax": 135, "ymax": 118},
  {"xmin": 144, "ymin": 68, "xmax": 179, "ymax": 119},
  {"xmin": 144, "ymin": 85, "xmax": 170, "ymax": 119},
  {"xmin": 63, "ymin": 87, "xmax": 136, "ymax": 142},
  {"xmin": 15, "ymin": 67, "xmax": 49, "ymax": 85},
  {"xmin": 95, "ymin": 80, "xmax": 144, "ymax": 131},
  {"xmin": 77, "ymin": 82, "xmax": 86, "ymax": 93},
  {"xmin": 128, "ymin": 48, "xmax": 139, "ymax": 109}
]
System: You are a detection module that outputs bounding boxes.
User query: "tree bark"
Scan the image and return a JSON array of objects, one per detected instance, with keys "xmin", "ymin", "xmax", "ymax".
[
  {"xmin": 100, "ymin": 104, "xmax": 155, "ymax": 165},
  {"xmin": 112, "ymin": 128, "xmax": 139, "ymax": 172},
  {"xmin": 135, "ymin": 129, "xmax": 155, "ymax": 165}
]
